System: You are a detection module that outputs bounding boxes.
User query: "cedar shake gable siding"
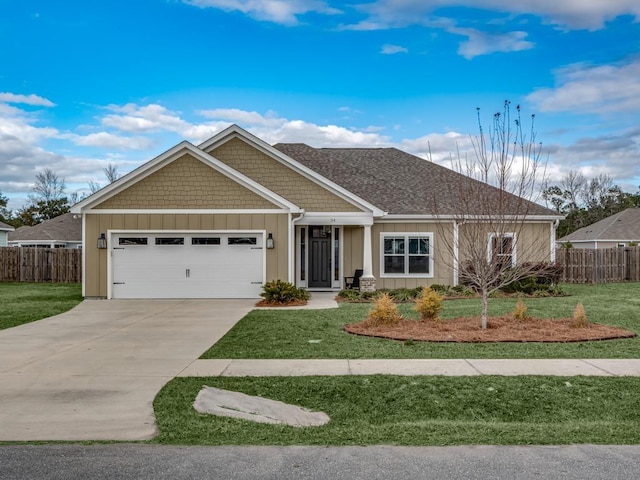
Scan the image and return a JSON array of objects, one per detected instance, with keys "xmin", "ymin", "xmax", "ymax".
[
  {"xmin": 94, "ymin": 154, "xmax": 278, "ymax": 210},
  {"xmin": 208, "ymin": 138, "xmax": 363, "ymax": 213},
  {"xmin": 274, "ymin": 144, "xmax": 556, "ymax": 217}
]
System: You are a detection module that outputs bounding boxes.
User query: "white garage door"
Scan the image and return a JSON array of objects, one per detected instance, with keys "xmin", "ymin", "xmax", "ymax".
[{"xmin": 111, "ymin": 232, "xmax": 264, "ymax": 299}]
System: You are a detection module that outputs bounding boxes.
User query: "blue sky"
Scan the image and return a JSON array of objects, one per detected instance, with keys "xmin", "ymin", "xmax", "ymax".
[{"xmin": 1, "ymin": 0, "xmax": 640, "ymax": 210}]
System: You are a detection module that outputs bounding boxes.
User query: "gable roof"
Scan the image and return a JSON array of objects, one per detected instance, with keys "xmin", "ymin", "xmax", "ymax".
[
  {"xmin": 559, "ymin": 208, "xmax": 640, "ymax": 242},
  {"xmin": 0, "ymin": 220, "xmax": 13, "ymax": 231},
  {"xmin": 273, "ymin": 144, "xmax": 559, "ymax": 218},
  {"xmin": 71, "ymin": 140, "xmax": 302, "ymax": 213},
  {"xmin": 8, "ymin": 213, "xmax": 81, "ymax": 242},
  {"xmin": 199, "ymin": 125, "xmax": 385, "ymax": 216}
]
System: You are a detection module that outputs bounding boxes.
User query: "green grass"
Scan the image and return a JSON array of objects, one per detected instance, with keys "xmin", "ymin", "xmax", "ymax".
[
  {"xmin": 202, "ymin": 283, "xmax": 640, "ymax": 359},
  {"xmin": 0, "ymin": 282, "xmax": 83, "ymax": 330},
  {"xmin": 153, "ymin": 375, "xmax": 640, "ymax": 445}
]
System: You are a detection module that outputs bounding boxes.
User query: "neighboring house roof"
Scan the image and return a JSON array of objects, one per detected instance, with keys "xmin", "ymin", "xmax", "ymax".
[
  {"xmin": 558, "ymin": 208, "xmax": 640, "ymax": 243},
  {"xmin": 273, "ymin": 144, "xmax": 558, "ymax": 217},
  {"xmin": 8, "ymin": 213, "xmax": 81, "ymax": 243},
  {"xmin": 0, "ymin": 220, "xmax": 14, "ymax": 231}
]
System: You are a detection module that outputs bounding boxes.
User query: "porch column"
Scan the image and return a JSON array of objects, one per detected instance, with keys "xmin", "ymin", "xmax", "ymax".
[{"xmin": 360, "ymin": 224, "xmax": 376, "ymax": 292}]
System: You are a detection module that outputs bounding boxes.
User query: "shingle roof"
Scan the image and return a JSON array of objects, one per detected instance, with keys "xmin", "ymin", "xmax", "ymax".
[
  {"xmin": 559, "ymin": 208, "xmax": 640, "ymax": 242},
  {"xmin": 8, "ymin": 213, "xmax": 81, "ymax": 242},
  {"xmin": 0, "ymin": 220, "xmax": 13, "ymax": 231},
  {"xmin": 273, "ymin": 144, "xmax": 557, "ymax": 216}
]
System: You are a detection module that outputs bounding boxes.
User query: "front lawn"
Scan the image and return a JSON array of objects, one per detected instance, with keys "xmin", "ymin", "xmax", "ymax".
[
  {"xmin": 154, "ymin": 375, "xmax": 640, "ymax": 445},
  {"xmin": 0, "ymin": 282, "xmax": 83, "ymax": 330},
  {"xmin": 202, "ymin": 283, "xmax": 640, "ymax": 359}
]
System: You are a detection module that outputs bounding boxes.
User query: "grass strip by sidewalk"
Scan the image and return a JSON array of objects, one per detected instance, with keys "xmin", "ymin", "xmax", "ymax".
[
  {"xmin": 0, "ymin": 282, "xmax": 82, "ymax": 330},
  {"xmin": 154, "ymin": 375, "xmax": 640, "ymax": 446},
  {"xmin": 201, "ymin": 283, "xmax": 640, "ymax": 359}
]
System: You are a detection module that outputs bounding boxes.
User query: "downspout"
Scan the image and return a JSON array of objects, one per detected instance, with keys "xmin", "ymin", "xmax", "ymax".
[
  {"xmin": 550, "ymin": 219, "xmax": 559, "ymax": 262},
  {"xmin": 453, "ymin": 220, "xmax": 459, "ymax": 286},
  {"xmin": 289, "ymin": 210, "xmax": 305, "ymax": 284}
]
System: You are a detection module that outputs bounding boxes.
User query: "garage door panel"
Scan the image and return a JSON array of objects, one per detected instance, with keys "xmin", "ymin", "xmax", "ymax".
[{"xmin": 111, "ymin": 232, "xmax": 264, "ymax": 299}]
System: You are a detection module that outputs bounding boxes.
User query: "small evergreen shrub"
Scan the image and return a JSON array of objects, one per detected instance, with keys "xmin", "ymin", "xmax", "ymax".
[
  {"xmin": 390, "ymin": 288, "xmax": 418, "ymax": 302},
  {"xmin": 365, "ymin": 293, "xmax": 403, "ymax": 326},
  {"xmin": 571, "ymin": 302, "xmax": 590, "ymax": 328},
  {"xmin": 260, "ymin": 280, "xmax": 310, "ymax": 304},
  {"xmin": 512, "ymin": 296, "xmax": 530, "ymax": 321},
  {"xmin": 413, "ymin": 286, "xmax": 443, "ymax": 322}
]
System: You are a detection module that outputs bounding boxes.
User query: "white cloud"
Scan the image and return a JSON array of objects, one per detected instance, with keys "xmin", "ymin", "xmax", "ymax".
[
  {"xmin": 182, "ymin": 0, "xmax": 341, "ymax": 25},
  {"xmin": 198, "ymin": 108, "xmax": 284, "ymax": 127},
  {"xmin": 380, "ymin": 44, "xmax": 408, "ymax": 54},
  {"xmin": 527, "ymin": 59, "xmax": 640, "ymax": 114},
  {"xmin": 351, "ymin": 0, "xmax": 640, "ymax": 31},
  {"xmin": 0, "ymin": 92, "xmax": 55, "ymax": 107},
  {"xmin": 70, "ymin": 132, "xmax": 155, "ymax": 150},
  {"xmin": 451, "ymin": 28, "xmax": 533, "ymax": 59}
]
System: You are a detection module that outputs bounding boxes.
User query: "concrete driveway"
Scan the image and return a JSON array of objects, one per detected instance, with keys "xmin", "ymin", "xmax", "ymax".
[{"xmin": 0, "ymin": 299, "xmax": 254, "ymax": 442}]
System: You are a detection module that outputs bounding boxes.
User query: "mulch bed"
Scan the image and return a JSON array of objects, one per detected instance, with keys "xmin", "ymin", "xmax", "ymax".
[
  {"xmin": 255, "ymin": 299, "xmax": 308, "ymax": 307},
  {"xmin": 344, "ymin": 316, "xmax": 636, "ymax": 343}
]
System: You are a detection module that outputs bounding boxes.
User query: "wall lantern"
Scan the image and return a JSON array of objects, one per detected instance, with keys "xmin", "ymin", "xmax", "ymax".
[
  {"xmin": 266, "ymin": 233, "xmax": 274, "ymax": 249},
  {"xmin": 97, "ymin": 233, "xmax": 107, "ymax": 249}
]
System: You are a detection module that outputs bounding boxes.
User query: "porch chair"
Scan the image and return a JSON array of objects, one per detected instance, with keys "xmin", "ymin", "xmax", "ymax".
[{"xmin": 344, "ymin": 269, "xmax": 363, "ymax": 290}]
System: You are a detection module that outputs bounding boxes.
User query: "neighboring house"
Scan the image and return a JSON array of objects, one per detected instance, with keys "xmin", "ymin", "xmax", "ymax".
[
  {"xmin": 71, "ymin": 125, "xmax": 561, "ymax": 299},
  {"xmin": 557, "ymin": 208, "xmax": 640, "ymax": 249},
  {"xmin": 7, "ymin": 213, "xmax": 82, "ymax": 249},
  {"xmin": 0, "ymin": 220, "xmax": 14, "ymax": 246}
]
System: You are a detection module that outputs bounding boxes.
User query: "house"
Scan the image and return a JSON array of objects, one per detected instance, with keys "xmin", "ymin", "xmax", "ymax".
[
  {"xmin": 557, "ymin": 208, "xmax": 640, "ymax": 249},
  {"xmin": 71, "ymin": 125, "xmax": 561, "ymax": 299},
  {"xmin": 8, "ymin": 213, "xmax": 82, "ymax": 249},
  {"xmin": 0, "ymin": 220, "xmax": 14, "ymax": 246}
]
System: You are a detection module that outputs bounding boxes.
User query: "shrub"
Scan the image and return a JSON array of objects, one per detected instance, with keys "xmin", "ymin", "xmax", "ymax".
[
  {"xmin": 512, "ymin": 296, "xmax": 530, "ymax": 321},
  {"xmin": 260, "ymin": 280, "xmax": 310, "ymax": 304},
  {"xmin": 337, "ymin": 289, "xmax": 364, "ymax": 301},
  {"xmin": 366, "ymin": 293, "xmax": 403, "ymax": 326},
  {"xmin": 413, "ymin": 286, "xmax": 443, "ymax": 322},
  {"xmin": 390, "ymin": 288, "xmax": 419, "ymax": 302},
  {"xmin": 571, "ymin": 302, "xmax": 590, "ymax": 328}
]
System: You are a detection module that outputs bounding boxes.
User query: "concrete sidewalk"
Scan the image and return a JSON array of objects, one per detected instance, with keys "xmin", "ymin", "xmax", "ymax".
[{"xmin": 178, "ymin": 358, "xmax": 640, "ymax": 377}]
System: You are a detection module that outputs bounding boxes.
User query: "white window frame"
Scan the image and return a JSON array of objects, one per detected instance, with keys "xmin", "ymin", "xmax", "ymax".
[
  {"xmin": 380, "ymin": 232, "xmax": 434, "ymax": 278},
  {"xmin": 487, "ymin": 232, "xmax": 517, "ymax": 267}
]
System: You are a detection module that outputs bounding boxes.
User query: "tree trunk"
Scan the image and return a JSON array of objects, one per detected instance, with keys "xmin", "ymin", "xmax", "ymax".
[{"xmin": 481, "ymin": 287, "xmax": 489, "ymax": 330}]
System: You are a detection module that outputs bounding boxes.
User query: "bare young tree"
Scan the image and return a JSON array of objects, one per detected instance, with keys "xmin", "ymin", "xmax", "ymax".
[
  {"xmin": 437, "ymin": 101, "xmax": 557, "ymax": 329},
  {"xmin": 103, "ymin": 163, "xmax": 121, "ymax": 184},
  {"xmin": 32, "ymin": 168, "xmax": 66, "ymax": 203}
]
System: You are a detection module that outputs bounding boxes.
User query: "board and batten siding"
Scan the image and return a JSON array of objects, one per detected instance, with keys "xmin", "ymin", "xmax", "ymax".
[{"xmin": 84, "ymin": 213, "xmax": 289, "ymax": 297}]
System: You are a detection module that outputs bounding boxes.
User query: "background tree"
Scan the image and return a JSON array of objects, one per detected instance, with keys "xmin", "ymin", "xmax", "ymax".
[
  {"xmin": 103, "ymin": 163, "xmax": 121, "ymax": 184},
  {"xmin": 16, "ymin": 168, "xmax": 69, "ymax": 226},
  {"xmin": 436, "ymin": 101, "xmax": 557, "ymax": 329}
]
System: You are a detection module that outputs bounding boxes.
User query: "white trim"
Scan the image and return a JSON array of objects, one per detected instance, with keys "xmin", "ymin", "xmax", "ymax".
[
  {"xmin": 296, "ymin": 212, "xmax": 374, "ymax": 226},
  {"xmin": 379, "ymin": 232, "xmax": 435, "ymax": 278},
  {"xmin": 380, "ymin": 214, "xmax": 564, "ymax": 222},
  {"xmin": 81, "ymin": 213, "xmax": 86, "ymax": 297},
  {"xmin": 106, "ymin": 229, "xmax": 266, "ymax": 299},
  {"xmin": 198, "ymin": 125, "xmax": 385, "ymax": 217},
  {"xmin": 550, "ymin": 220, "xmax": 557, "ymax": 262},
  {"xmin": 333, "ymin": 225, "xmax": 343, "ymax": 289},
  {"xmin": 453, "ymin": 221, "xmax": 459, "ymax": 286},
  {"xmin": 82, "ymin": 209, "xmax": 289, "ymax": 215},
  {"xmin": 487, "ymin": 232, "xmax": 517, "ymax": 266},
  {"xmin": 71, "ymin": 141, "xmax": 302, "ymax": 214}
]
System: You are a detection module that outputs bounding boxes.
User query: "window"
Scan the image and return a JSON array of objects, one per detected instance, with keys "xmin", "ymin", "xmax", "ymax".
[
  {"xmin": 119, "ymin": 237, "xmax": 148, "ymax": 246},
  {"xmin": 228, "ymin": 237, "xmax": 257, "ymax": 245},
  {"xmin": 192, "ymin": 237, "xmax": 221, "ymax": 245},
  {"xmin": 381, "ymin": 233, "xmax": 433, "ymax": 277},
  {"xmin": 488, "ymin": 233, "xmax": 515, "ymax": 270},
  {"xmin": 155, "ymin": 237, "xmax": 184, "ymax": 245}
]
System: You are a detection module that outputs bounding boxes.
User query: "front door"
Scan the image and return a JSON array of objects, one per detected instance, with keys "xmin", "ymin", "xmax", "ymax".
[{"xmin": 308, "ymin": 226, "xmax": 332, "ymax": 288}]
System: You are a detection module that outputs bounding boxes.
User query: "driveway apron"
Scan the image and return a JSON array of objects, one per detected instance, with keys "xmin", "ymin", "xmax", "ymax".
[{"xmin": 0, "ymin": 299, "xmax": 253, "ymax": 441}]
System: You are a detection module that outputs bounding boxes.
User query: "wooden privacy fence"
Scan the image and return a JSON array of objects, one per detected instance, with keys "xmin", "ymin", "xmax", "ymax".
[
  {"xmin": 0, "ymin": 247, "xmax": 82, "ymax": 283},
  {"xmin": 556, "ymin": 247, "xmax": 640, "ymax": 284}
]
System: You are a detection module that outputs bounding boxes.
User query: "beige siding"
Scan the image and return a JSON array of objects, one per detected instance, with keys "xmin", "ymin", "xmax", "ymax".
[
  {"xmin": 342, "ymin": 226, "xmax": 364, "ymax": 278},
  {"xmin": 373, "ymin": 222, "xmax": 455, "ymax": 289},
  {"xmin": 84, "ymin": 213, "xmax": 288, "ymax": 297},
  {"xmin": 457, "ymin": 222, "xmax": 553, "ymax": 264},
  {"xmin": 94, "ymin": 154, "xmax": 277, "ymax": 210},
  {"xmin": 210, "ymin": 138, "xmax": 362, "ymax": 212}
]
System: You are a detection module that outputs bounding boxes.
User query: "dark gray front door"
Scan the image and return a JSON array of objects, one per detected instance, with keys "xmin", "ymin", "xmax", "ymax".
[{"xmin": 309, "ymin": 226, "xmax": 331, "ymax": 288}]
